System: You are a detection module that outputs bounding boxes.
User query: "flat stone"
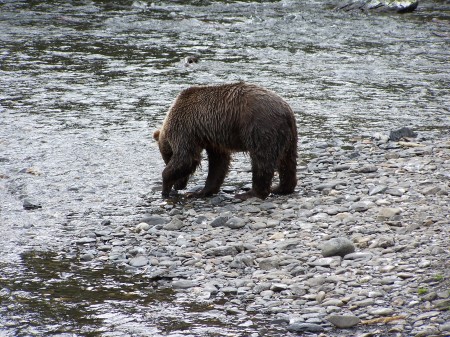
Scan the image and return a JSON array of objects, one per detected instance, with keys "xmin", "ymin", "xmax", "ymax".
[
  {"xmin": 257, "ymin": 257, "xmax": 280, "ymax": 270},
  {"xmin": 140, "ymin": 215, "xmax": 168, "ymax": 226},
  {"xmin": 163, "ymin": 218, "xmax": 185, "ymax": 230},
  {"xmin": 441, "ymin": 322, "xmax": 450, "ymax": 332},
  {"xmin": 355, "ymin": 165, "xmax": 378, "ymax": 173},
  {"xmin": 350, "ymin": 201, "xmax": 372, "ymax": 212},
  {"xmin": 205, "ymin": 246, "xmax": 238, "ymax": 257},
  {"xmin": 389, "ymin": 127, "xmax": 417, "ymax": 141},
  {"xmin": 334, "ymin": 164, "xmax": 351, "ymax": 171},
  {"xmin": 225, "ymin": 217, "xmax": 246, "ymax": 229},
  {"xmin": 23, "ymin": 199, "xmax": 42, "ymax": 210},
  {"xmin": 172, "ymin": 280, "xmax": 198, "ymax": 289},
  {"xmin": 210, "ymin": 214, "xmax": 231, "ymax": 227},
  {"xmin": 369, "ymin": 307, "xmax": 394, "ymax": 316},
  {"xmin": 221, "ymin": 286, "xmax": 238, "ymax": 294},
  {"xmin": 369, "ymin": 185, "xmax": 387, "ymax": 196},
  {"xmin": 324, "ymin": 206, "xmax": 349, "ymax": 215},
  {"xmin": 322, "ymin": 299, "xmax": 344, "ymax": 307},
  {"xmin": 378, "ymin": 207, "xmax": 402, "ymax": 220},
  {"xmin": 135, "ymin": 222, "xmax": 150, "ymax": 232},
  {"xmin": 434, "ymin": 299, "xmax": 450, "ymax": 310},
  {"xmin": 327, "ymin": 315, "xmax": 361, "ymax": 328},
  {"xmin": 308, "ymin": 257, "xmax": 338, "ymax": 267},
  {"xmin": 274, "ymin": 239, "xmax": 302, "ymax": 250},
  {"xmin": 287, "ymin": 323, "xmax": 324, "ymax": 333},
  {"xmin": 344, "ymin": 252, "xmax": 373, "ymax": 261},
  {"xmin": 260, "ymin": 202, "xmax": 277, "ymax": 210},
  {"xmin": 271, "ymin": 283, "xmax": 289, "ymax": 292},
  {"xmin": 421, "ymin": 186, "xmax": 441, "ymax": 195},
  {"xmin": 129, "ymin": 256, "xmax": 148, "ymax": 267},
  {"xmin": 76, "ymin": 237, "xmax": 97, "ymax": 244},
  {"xmin": 80, "ymin": 253, "xmax": 95, "ymax": 261},
  {"xmin": 314, "ymin": 181, "xmax": 344, "ymax": 191},
  {"xmin": 386, "ymin": 188, "xmax": 405, "ymax": 196}
]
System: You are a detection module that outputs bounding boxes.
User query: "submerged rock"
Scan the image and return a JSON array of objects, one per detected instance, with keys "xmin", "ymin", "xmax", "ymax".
[
  {"xmin": 389, "ymin": 126, "xmax": 418, "ymax": 141},
  {"xmin": 337, "ymin": 0, "xmax": 419, "ymax": 13},
  {"xmin": 23, "ymin": 199, "xmax": 42, "ymax": 210}
]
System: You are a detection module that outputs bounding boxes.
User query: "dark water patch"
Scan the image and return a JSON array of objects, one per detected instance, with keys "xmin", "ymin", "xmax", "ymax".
[{"xmin": 0, "ymin": 250, "xmax": 287, "ymax": 336}]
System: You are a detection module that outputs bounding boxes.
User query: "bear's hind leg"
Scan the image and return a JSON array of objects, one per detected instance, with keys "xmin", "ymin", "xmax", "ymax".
[
  {"xmin": 235, "ymin": 154, "xmax": 275, "ymax": 200},
  {"xmin": 272, "ymin": 141, "xmax": 297, "ymax": 195},
  {"xmin": 189, "ymin": 149, "xmax": 230, "ymax": 198}
]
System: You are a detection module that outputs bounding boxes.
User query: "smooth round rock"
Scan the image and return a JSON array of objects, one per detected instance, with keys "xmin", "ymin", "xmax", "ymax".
[{"xmin": 321, "ymin": 237, "xmax": 356, "ymax": 257}]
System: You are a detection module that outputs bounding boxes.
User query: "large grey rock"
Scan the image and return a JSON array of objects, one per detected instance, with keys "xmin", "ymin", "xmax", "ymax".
[
  {"xmin": 225, "ymin": 217, "xmax": 246, "ymax": 229},
  {"xmin": 210, "ymin": 213, "xmax": 232, "ymax": 227},
  {"xmin": 389, "ymin": 126, "xmax": 418, "ymax": 141},
  {"xmin": 163, "ymin": 217, "xmax": 185, "ymax": 230},
  {"xmin": 321, "ymin": 237, "xmax": 355, "ymax": 257},
  {"xmin": 129, "ymin": 256, "xmax": 148, "ymax": 267}
]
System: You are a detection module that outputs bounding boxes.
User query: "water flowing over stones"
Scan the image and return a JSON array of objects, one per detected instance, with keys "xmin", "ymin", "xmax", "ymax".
[{"xmin": 336, "ymin": 0, "xmax": 419, "ymax": 13}]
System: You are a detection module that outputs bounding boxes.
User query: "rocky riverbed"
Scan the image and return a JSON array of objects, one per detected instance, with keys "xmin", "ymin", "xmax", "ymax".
[{"xmin": 70, "ymin": 130, "xmax": 450, "ymax": 337}]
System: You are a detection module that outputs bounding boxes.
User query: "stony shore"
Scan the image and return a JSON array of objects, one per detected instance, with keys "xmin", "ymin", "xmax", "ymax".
[{"xmin": 74, "ymin": 131, "xmax": 449, "ymax": 337}]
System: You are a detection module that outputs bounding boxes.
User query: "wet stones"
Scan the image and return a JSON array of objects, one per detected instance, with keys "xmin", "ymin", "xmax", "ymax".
[{"xmin": 71, "ymin": 134, "xmax": 450, "ymax": 337}]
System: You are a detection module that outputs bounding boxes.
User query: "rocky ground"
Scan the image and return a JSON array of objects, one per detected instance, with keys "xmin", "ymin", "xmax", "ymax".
[{"xmin": 74, "ymin": 130, "xmax": 449, "ymax": 337}]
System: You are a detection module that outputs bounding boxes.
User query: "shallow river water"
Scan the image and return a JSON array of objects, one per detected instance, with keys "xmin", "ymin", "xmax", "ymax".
[{"xmin": 0, "ymin": 0, "xmax": 449, "ymax": 336}]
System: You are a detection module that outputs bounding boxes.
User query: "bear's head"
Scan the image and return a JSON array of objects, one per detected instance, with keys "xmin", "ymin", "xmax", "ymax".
[{"xmin": 153, "ymin": 129, "xmax": 173, "ymax": 164}]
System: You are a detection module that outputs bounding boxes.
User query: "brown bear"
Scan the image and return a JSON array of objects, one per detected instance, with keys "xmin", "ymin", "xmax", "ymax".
[{"xmin": 153, "ymin": 82, "xmax": 298, "ymax": 200}]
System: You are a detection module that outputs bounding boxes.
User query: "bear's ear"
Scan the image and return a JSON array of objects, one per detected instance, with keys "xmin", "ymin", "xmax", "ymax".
[{"xmin": 153, "ymin": 130, "xmax": 160, "ymax": 141}]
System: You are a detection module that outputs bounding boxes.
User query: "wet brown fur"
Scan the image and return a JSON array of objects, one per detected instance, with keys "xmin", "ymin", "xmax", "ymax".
[{"xmin": 153, "ymin": 82, "xmax": 298, "ymax": 200}]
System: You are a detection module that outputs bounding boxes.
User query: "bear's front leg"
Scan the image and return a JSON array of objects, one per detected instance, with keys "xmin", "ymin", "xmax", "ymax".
[
  {"xmin": 161, "ymin": 155, "xmax": 200, "ymax": 198},
  {"xmin": 186, "ymin": 150, "xmax": 230, "ymax": 198}
]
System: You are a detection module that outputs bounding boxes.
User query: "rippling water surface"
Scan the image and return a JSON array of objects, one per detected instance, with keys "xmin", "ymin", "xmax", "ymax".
[{"xmin": 0, "ymin": 0, "xmax": 449, "ymax": 335}]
